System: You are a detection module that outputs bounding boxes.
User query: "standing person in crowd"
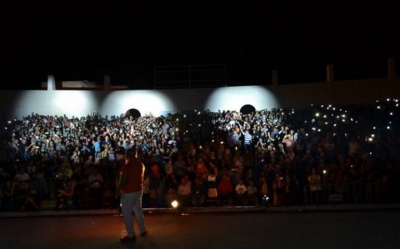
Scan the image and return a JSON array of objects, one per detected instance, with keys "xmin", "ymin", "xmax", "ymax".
[
  {"xmin": 191, "ymin": 178, "xmax": 205, "ymax": 207},
  {"xmin": 217, "ymin": 173, "xmax": 233, "ymax": 206},
  {"xmin": 117, "ymin": 148, "xmax": 148, "ymax": 242},
  {"xmin": 234, "ymin": 179, "xmax": 247, "ymax": 205},
  {"xmin": 88, "ymin": 167, "xmax": 103, "ymax": 209},
  {"xmin": 308, "ymin": 168, "xmax": 322, "ymax": 204},
  {"xmin": 70, "ymin": 165, "xmax": 85, "ymax": 209},
  {"xmin": 177, "ymin": 177, "xmax": 191, "ymax": 214},
  {"xmin": 239, "ymin": 124, "xmax": 253, "ymax": 150},
  {"xmin": 272, "ymin": 173, "xmax": 285, "ymax": 206},
  {"xmin": 142, "ymin": 172, "xmax": 150, "ymax": 208},
  {"xmin": 173, "ymin": 154, "xmax": 186, "ymax": 182},
  {"xmin": 113, "ymin": 150, "xmax": 125, "ymax": 209},
  {"xmin": 259, "ymin": 174, "xmax": 270, "ymax": 205},
  {"xmin": 246, "ymin": 180, "xmax": 258, "ymax": 206}
]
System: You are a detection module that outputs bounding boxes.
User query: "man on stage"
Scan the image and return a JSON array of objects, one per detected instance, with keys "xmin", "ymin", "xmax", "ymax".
[{"xmin": 117, "ymin": 148, "xmax": 148, "ymax": 242}]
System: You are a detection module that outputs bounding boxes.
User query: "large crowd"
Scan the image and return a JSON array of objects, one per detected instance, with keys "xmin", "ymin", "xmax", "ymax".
[{"xmin": 0, "ymin": 98, "xmax": 400, "ymax": 212}]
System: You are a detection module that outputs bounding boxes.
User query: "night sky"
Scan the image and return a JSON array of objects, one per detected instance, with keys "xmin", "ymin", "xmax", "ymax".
[{"xmin": 3, "ymin": 4, "xmax": 399, "ymax": 90}]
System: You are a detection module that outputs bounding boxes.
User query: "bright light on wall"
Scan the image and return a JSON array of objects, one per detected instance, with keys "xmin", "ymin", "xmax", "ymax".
[
  {"xmin": 101, "ymin": 91, "xmax": 175, "ymax": 117},
  {"xmin": 54, "ymin": 91, "xmax": 94, "ymax": 115},
  {"xmin": 205, "ymin": 86, "xmax": 280, "ymax": 112},
  {"xmin": 12, "ymin": 90, "xmax": 97, "ymax": 118}
]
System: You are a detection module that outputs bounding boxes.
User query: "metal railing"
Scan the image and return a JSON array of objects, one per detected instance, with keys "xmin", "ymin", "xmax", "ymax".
[
  {"xmin": 0, "ymin": 177, "xmax": 75, "ymax": 212},
  {"xmin": 154, "ymin": 64, "xmax": 227, "ymax": 89},
  {"xmin": 304, "ymin": 183, "xmax": 385, "ymax": 205},
  {"xmin": 1, "ymin": 179, "xmax": 396, "ymax": 212}
]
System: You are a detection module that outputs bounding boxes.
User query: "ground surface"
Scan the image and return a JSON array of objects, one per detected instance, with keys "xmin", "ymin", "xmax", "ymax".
[{"xmin": 1, "ymin": 210, "xmax": 399, "ymax": 249}]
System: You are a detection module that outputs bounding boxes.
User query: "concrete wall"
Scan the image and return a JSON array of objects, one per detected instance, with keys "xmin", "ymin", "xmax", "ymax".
[
  {"xmin": 1, "ymin": 77, "xmax": 399, "ymax": 119},
  {"xmin": 272, "ymin": 77, "xmax": 400, "ymax": 108}
]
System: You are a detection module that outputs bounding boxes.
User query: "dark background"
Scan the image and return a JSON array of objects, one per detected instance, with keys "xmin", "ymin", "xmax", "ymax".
[{"xmin": 3, "ymin": 4, "xmax": 399, "ymax": 90}]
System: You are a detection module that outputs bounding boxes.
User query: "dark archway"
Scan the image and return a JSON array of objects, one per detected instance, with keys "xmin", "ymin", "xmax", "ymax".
[
  {"xmin": 125, "ymin": 108, "xmax": 141, "ymax": 119},
  {"xmin": 240, "ymin": 104, "xmax": 256, "ymax": 114}
]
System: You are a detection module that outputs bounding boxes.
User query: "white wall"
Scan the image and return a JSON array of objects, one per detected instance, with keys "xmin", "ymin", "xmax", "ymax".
[
  {"xmin": 1, "ymin": 77, "xmax": 399, "ymax": 119},
  {"xmin": 6, "ymin": 90, "xmax": 98, "ymax": 119}
]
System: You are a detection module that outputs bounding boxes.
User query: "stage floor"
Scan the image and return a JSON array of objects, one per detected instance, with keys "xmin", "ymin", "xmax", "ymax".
[{"xmin": 1, "ymin": 210, "xmax": 399, "ymax": 249}]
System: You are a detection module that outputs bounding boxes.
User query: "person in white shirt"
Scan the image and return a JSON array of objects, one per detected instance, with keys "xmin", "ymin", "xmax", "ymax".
[
  {"xmin": 14, "ymin": 167, "xmax": 30, "ymax": 191},
  {"xmin": 348, "ymin": 137, "xmax": 360, "ymax": 156},
  {"xmin": 234, "ymin": 179, "xmax": 247, "ymax": 205},
  {"xmin": 177, "ymin": 177, "xmax": 191, "ymax": 213}
]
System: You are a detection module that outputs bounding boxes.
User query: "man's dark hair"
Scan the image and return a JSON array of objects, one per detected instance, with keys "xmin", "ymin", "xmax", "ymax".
[
  {"xmin": 125, "ymin": 148, "xmax": 136, "ymax": 158},
  {"xmin": 116, "ymin": 148, "xmax": 125, "ymax": 155}
]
